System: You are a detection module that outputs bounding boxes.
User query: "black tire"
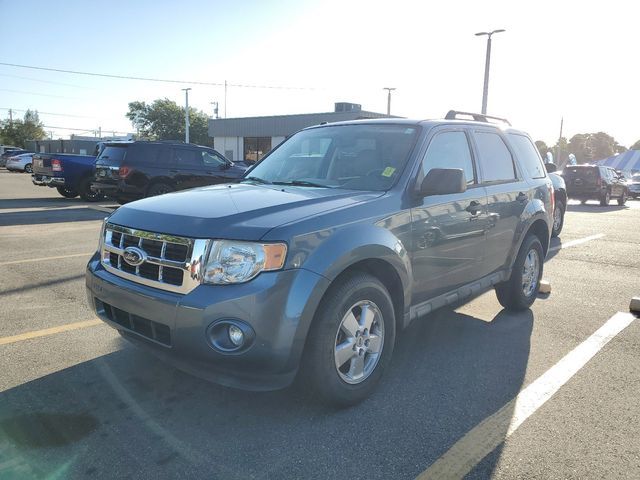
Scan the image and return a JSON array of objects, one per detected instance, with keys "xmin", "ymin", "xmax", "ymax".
[
  {"xmin": 78, "ymin": 177, "xmax": 104, "ymax": 202},
  {"xmin": 56, "ymin": 186, "xmax": 78, "ymax": 198},
  {"xmin": 617, "ymin": 190, "xmax": 627, "ymax": 206},
  {"xmin": 495, "ymin": 234, "xmax": 544, "ymax": 311},
  {"xmin": 24, "ymin": 163, "xmax": 33, "ymax": 173},
  {"xmin": 551, "ymin": 201, "xmax": 565, "ymax": 238},
  {"xmin": 299, "ymin": 272, "xmax": 396, "ymax": 407},
  {"xmin": 147, "ymin": 183, "xmax": 173, "ymax": 197},
  {"xmin": 600, "ymin": 190, "xmax": 610, "ymax": 206},
  {"xmin": 580, "ymin": 199, "xmax": 587, "ymax": 205},
  {"xmin": 116, "ymin": 197, "xmax": 129, "ymax": 205}
]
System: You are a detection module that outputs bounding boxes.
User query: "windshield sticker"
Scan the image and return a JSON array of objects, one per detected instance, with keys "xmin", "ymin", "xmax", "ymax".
[{"xmin": 382, "ymin": 167, "xmax": 396, "ymax": 177}]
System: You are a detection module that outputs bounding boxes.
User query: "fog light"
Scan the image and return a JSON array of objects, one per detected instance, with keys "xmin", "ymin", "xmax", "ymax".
[{"xmin": 228, "ymin": 325, "xmax": 244, "ymax": 347}]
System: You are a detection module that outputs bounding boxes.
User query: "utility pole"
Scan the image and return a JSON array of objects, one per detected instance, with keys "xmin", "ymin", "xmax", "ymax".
[
  {"xmin": 224, "ymin": 80, "xmax": 228, "ymax": 118},
  {"xmin": 383, "ymin": 87, "xmax": 396, "ymax": 116},
  {"xmin": 8, "ymin": 108, "xmax": 13, "ymax": 125},
  {"xmin": 182, "ymin": 88, "xmax": 192, "ymax": 143},
  {"xmin": 556, "ymin": 117, "xmax": 564, "ymax": 167},
  {"xmin": 475, "ymin": 29, "xmax": 506, "ymax": 114},
  {"xmin": 211, "ymin": 101, "xmax": 219, "ymax": 119},
  {"xmin": 98, "ymin": 126, "xmax": 102, "ymax": 139}
]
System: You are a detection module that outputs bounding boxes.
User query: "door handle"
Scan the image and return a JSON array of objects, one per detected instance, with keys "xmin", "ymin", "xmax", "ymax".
[
  {"xmin": 465, "ymin": 200, "xmax": 481, "ymax": 215},
  {"xmin": 516, "ymin": 192, "xmax": 528, "ymax": 203}
]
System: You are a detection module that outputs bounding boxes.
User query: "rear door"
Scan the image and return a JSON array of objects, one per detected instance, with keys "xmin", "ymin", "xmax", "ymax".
[
  {"xmin": 564, "ymin": 166, "xmax": 598, "ymax": 196},
  {"xmin": 94, "ymin": 145, "xmax": 130, "ymax": 185},
  {"xmin": 471, "ymin": 128, "xmax": 529, "ymax": 277},
  {"xmin": 409, "ymin": 128, "xmax": 488, "ymax": 303},
  {"xmin": 171, "ymin": 147, "xmax": 208, "ymax": 189}
]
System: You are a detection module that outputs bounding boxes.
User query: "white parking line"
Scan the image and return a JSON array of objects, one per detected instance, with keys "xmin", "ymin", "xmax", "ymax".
[
  {"xmin": 0, "ymin": 252, "xmax": 93, "ymax": 266},
  {"xmin": 548, "ymin": 233, "xmax": 605, "ymax": 252},
  {"xmin": 416, "ymin": 311, "xmax": 636, "ymax": 480}
]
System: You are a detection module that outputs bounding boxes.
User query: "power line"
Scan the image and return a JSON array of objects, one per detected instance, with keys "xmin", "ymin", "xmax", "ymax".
[
  {"xmin": 0, "ymin": 61, "xmax": 320, "ymax": 90},
  {"xmin": 0, "ymin": 107, "xmax": 93, "ymax": 118},
  {"xmin": 0, "ymin": 73, "xmax": 90, "ymax": 89}
]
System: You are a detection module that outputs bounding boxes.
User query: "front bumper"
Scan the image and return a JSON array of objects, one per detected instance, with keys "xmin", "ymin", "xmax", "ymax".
[
  {"xmin": 32, "ymin": 174, "xmax": 65, "ymax": 187},
  {"xmin": 86, "ymin": 254, "xmax": 330, "ymax": 390}
]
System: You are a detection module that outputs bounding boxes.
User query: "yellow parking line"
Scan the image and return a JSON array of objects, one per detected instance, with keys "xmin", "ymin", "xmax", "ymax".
[
  {"xmin": 0, "ymin": 319, "xmax": 103, "ymax": 346},
  {"xmin": 416, "ymin": 311, "xmax": 636, "ymax": 480},
  {"xmin": 0, "ymin": 252, "xmax": 93, "ymax": 266}
]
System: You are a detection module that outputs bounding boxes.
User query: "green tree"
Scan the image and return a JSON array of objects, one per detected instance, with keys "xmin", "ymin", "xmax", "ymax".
[
  {"xmin": 0, "ymin": 110, "xmax": 47, "ymax": 147},
  {"xmin": 563, "ymin": 132, "xmax": 623, "ymax": 164},
  {"xmin": 534, "ymin": 140, "xmax": 548, "ymax": 159},
  {"xmin": 126, "ymin": 98, "xmax": 212, "ymax": 146}
]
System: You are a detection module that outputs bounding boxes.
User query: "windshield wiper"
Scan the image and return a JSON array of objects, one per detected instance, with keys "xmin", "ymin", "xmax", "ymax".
[
  {"xmin": 272, "ymin": 180, "xmax": 329, "ymax": 188},
  {"xmin": 242, "ymin": 176, "xmax": 272, "ymax": 184}
]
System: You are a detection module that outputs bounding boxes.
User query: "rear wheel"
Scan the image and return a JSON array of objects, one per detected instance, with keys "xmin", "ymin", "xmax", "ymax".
[
  {"xmin": 600, "ymin": 190, "xmax": 610, "ymax": 206},
  {"xmin": 495, "ymin": 234, "xmax": 544, "ymax": 311},
  {"xmin": 617, "ymin": 190, "xmax": 627, "ymax": 206},
  {"xmin": 300, "ymin": 272, "xmax": 396, "ymax": 407},
  {"xmin": 551, "ymin": 202, "xmax": 565, "ymax": 237},
  {"xmin": 56, "ymin": 187, "xmax": 78, "ymax": 198},
  {"xmin": 147, "ymin": 183, "xmax": 173, "ymax": 197},
  {"xmin": 24, "ymin": 163, "xmax": 33, "ymax": 173},
  {"xmin": 78, "ymin": 177, "xmax": 104, "ymax": 202}
]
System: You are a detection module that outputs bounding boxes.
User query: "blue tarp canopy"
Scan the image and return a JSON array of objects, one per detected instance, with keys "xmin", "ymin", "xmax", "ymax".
[{"xmin": 595, "ymin": 150, "xmax": 640, "ymax": 172}]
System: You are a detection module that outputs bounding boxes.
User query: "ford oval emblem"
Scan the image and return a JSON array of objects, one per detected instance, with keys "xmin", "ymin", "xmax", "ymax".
[{"xmin": 122, "ymin": 246, "xmax": 146, "ymax": 267}]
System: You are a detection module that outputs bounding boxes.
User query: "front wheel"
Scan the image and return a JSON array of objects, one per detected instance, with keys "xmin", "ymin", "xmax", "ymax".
[
  {"xmin": 300, "ymin": 272, "xmax": 396, "ymax": 407},
  {"xmin": 147, "ymin": 183, "xmax": 173, "ymax": 197},
  {"xmin": 495, "ymin": 234, "xmax": 544, "ymax": 311},
  {"xmin": 24, "ymin": 163, "xmax": 33, "ymax": 173},
  {"xmin": 56, "ymin": 187, "xmax": 78, "ymax": 198},
  {"xmin": 617, "ymin": 191, "xmax": 627, "ymax": 206},
  {"xmin": 600, "ymin": 190, "xmax": 611, "ymax": 206},
  {"xmin": 551, "ymin": 202, "xmax": 565, "ymax": 237}
]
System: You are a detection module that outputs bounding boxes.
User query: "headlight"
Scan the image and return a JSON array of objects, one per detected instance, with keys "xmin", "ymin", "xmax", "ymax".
[{"xmin": 202, "ymin": 240, "xmax": 287, "ymax": 284}]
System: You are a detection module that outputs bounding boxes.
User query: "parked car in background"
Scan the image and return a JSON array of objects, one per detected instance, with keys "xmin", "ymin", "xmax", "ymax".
[
  {"xmin": 5, "ymin": 152, "xmax": 35, "ymax": 172},
  {"xmin": 90, "ymin": 141, "xmax": 247, "ymax": 204},
  {"xmin": 628, "ymin": 173, "xmax": 640, "ymax": 199},
  {"xmin": 1, "ymin": 148, "xmax": 30, "ymax": 167},
  {"xmin": 544, "ymin": 162, "xmax": 567, "ymax": 237},
  {"xmin": 563, "ymin": 165, "xmax": 628, "ymax": 206},
  {"xmin": 86, "ymin": 113, "xmax": 554, "ymax": 406},
  {"xmin": 31, "ymin": 152, "xmax": 103, "ymax": 201}
]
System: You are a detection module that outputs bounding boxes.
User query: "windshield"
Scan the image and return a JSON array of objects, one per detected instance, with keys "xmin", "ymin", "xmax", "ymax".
[{"xmin": 244, "ymin": 124, "xmax": 419, "ymax": 191}]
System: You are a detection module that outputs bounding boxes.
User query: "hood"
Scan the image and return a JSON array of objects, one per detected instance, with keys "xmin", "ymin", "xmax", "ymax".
[{"xmin": 107, "ymin": 183, "xmax": 382, "ymax": 240}]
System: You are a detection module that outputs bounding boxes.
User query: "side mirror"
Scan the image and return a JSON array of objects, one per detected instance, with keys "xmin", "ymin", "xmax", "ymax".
[
  {"xmin": 419, "ymin": 168, "xmax": 466, "ymax": 197},
  {"xmin": 545, "ymin": 162, "xmax": 557, "ymax": 173}
]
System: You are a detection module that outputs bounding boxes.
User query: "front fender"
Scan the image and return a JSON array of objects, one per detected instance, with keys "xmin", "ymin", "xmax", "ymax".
[
  {"xmin": 291, "ymin": 224, "xmax": 412, "ymax": 316},
  {"xmin": 507, "ymin": 199, "xmax": 551, "ymax": 270}
]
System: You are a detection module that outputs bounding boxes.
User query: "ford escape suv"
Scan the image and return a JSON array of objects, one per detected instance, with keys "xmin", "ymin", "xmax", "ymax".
[{"xmin": 86, "ymin": 112, "xmax": 553, "ymax": 406}]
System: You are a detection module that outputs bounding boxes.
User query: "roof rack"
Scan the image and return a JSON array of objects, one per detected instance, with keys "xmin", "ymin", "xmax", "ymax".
[{"xmin": 444, "ymin": 110, "xmax": 511, "ymax": 126}]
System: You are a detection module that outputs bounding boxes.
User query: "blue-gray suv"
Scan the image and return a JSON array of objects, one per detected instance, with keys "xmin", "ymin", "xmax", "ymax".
[{"xmin": 86, "ymin": 113, "xmax": 554, "ymax": 405}]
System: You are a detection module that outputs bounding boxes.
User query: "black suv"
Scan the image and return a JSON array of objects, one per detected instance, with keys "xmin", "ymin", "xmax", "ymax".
[
  {"xmin": 91, "ymin": 141, "xmax": 247, "ymax": 203},
  {"xmin": 563, "ymin": 165, "xmax": 629, "ymax": 206},
  {"xmin": 86, "ymin": 112, "xmax": 553, "ymax": 405}
]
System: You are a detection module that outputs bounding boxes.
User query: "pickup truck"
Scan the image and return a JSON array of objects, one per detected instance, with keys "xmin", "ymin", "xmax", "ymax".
[{"xmin": 32, "ymin": 153, "xmax": 104, "ymax": 201}]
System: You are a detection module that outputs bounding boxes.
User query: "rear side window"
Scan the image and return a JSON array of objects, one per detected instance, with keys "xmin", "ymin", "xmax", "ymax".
[
  {"xmin": 507, "ymin": 133, "xmax": 546, "ymax": 179},
  {"xmin": 474, "ymin": 131, "xmax": 516, "ymax": 183},
  {"xmin": 422, "ymin": 131, "xmax": 476, "ymax": 184},
  {"xmin": 173, "ymin": 148, "xmax": 203, "ymax": 167}
]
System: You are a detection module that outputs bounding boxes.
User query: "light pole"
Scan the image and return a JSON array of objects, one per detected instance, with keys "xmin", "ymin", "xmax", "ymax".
[
  {"xmin": 182, "ymin": 88, "xmax": 191, "ymax": 143},
  {"xmin": 383, "ymin": 87, "xmax": 396, "ymax": 116},
  {"xmin": 475, "ymin": 29, "xmax": 505, "ymax": 114}
]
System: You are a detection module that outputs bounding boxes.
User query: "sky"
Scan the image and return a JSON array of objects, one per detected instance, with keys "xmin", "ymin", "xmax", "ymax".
[{"xmin": 0, "ymin": 0, "xmax": 639, "ymax": 146}]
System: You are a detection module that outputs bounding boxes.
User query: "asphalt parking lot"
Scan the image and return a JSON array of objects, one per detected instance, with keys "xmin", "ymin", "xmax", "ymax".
[{"xmin": 1, "ymin": 168, "xmax": 639, "ymax": 480}]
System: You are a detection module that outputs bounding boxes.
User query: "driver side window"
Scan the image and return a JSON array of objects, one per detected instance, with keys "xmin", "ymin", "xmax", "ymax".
[{"xmin": 422, "ymin": 131, "xmax": 476, "ymax": 185}]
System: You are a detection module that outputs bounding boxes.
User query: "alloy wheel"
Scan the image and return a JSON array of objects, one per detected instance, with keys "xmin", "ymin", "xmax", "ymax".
[{"xmin": 521, "ymin": 249, "xmax": 540, "ymax": 297}]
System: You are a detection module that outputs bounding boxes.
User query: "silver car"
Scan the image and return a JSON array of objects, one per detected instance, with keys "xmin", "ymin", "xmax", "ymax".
[{"xmin": 5, "ymin": 153, "xmax": 34, "ymax": 173}]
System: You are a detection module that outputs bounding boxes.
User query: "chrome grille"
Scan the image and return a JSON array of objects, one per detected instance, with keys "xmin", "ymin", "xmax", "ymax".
[{"xmin": 101, "ymin": 223, "xmax": 210, "ymax": 294}]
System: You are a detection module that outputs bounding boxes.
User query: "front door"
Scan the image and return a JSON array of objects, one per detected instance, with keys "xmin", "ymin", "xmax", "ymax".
[{"xmin": 409, "ymin": 129, "xmax": 488, "ymax": 304}]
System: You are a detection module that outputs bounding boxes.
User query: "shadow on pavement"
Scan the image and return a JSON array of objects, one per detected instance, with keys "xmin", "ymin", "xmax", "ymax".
[
  {"xmin": 0, "ymin": 274, "xmax": 85, "ymax": 297},
  {"xmin": 0, "ymin": 208, "xmax": 106, "ymax": 227},
  {"xmin": 0, "ymin": 308, "xmax": 533, "ymax": 479},
  {"xmin": 0, "ymin": 197, "xmax": 105, "ymax": 210},
  {"xmin": 566, "ymin": 203, "xmax": 628, "ymax": 213}
]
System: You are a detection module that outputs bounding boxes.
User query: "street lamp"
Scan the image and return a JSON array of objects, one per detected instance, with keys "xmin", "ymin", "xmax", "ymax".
[
  {"xmin": 475, "ymin": 29, "xmax": 505, "ymax": 114},
  {"xmin": 383, "ymin": 87, "xmax": 396, "ymax": 116}
]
